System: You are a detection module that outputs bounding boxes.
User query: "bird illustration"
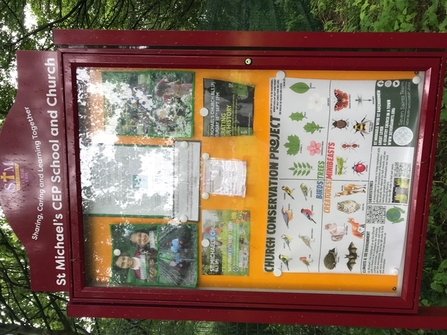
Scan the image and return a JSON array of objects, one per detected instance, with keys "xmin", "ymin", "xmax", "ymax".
[
  {"xmin": 300, "ymin": 183, "xmax": 309, "ymax": 200},
  {"xmin": 281, "ymin": 207, "xmax": 294, "ymax": 228},
  {"xmin": 279, "ymin": 254, "xmax": 292, "ymax": 270},
  {"xmin": 298, "ymin": 234, "xmax": 313, "ymax": 250},
  {"xmin": 299, "ymin": 256, "xmax": 312, "ymax": 272},
  {"xmin": 301, "ymin": 208, "xmax": 317, "ymax": 224},
  {"xmin": 281, "ymin": 234, "xmax": 292, "ymax": 250},
  {"xmin": 282, "ymin": 186, "xmax": 295, "ymax": 199}
]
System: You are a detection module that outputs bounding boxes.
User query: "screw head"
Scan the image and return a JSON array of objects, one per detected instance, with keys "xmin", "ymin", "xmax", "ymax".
[{"xmin": 244, "ymin": 58, "xmax": 252, "ymax": 66}]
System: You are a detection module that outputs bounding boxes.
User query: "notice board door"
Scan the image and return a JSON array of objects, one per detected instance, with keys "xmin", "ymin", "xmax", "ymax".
[{"xmin": 59, "ymin": 32, "xmax": 446, "ymax": 322}]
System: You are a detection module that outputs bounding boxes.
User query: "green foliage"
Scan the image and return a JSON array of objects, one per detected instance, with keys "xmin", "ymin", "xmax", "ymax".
[
  {"xmin": 0, "ymin": 0, "xmax": 204, "ymax": 116},
  {"xmin": 0, "ymin": 217, "xmax": 88, "ymax": 334},
  {"xmin": 303, "ymin": 121, "xmax": 324, "ymax": 134},
  {"xmin": 289, "ymin": 161, "xmax": 313, "ymax": 176},
  {"xmin": 289, "ymin": 82, "xmax": 311, "ymax": 94},
  {"xmin": 289, "ymin": 111, "xmax": 307, "ymax": 121},
  {"xmin": 309, "ymin": 0, "xmax": 447, "ymax": 312},
  {"xmin": 284, "ymin": 135, "xmax": 301, "ymax": 155},
  {"xmin": 199, "ymin": 0, "xmax": 321, "ymax": 31},
  {"xmin": 310, "ymin": 0, "xmax": 447, "ymax": 33}
]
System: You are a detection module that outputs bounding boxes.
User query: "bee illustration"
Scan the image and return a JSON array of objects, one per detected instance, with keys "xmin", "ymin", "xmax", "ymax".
[
  {"xmin": 332, "ymin": 119, "xmax": 349, "ymax": 130},
  {"xmin": 353, "ymin": 116, "xmax": 373, "ymax": 138}
]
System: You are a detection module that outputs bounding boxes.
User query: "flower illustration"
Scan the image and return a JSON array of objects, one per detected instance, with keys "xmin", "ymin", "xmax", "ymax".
[
  {"xmin": 307, "ymin": 93, "xmax": 327, "ymax": 111},
  {"xmin": 307, "ymin": 140, "xmax": 322, "ymax": 156}
]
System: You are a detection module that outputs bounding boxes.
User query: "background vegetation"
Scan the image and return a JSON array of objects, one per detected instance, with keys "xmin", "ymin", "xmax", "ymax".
[{"xmin": 0, "ymin": 0, "xmax": 446, "ymax": 333}]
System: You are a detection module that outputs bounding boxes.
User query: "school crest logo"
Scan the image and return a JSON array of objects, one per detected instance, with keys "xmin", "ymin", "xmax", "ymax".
[{"xmin": 0, "ymin": 161, "xmax": 33, "ymax": 193}]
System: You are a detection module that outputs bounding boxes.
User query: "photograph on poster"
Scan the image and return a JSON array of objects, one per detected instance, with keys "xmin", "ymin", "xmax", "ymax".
[
  {"xmin": 201, "ymin": 210, "xmax": 250, "ymax": 276},
  {"xmin": 109, "ymin": 223, "xmax": 198, "ymax": 287},
  {"xmin": 76, "ymin": 69, "xmax": 194, "ymax": 138},
  {"xmin": 202, "ymin": 79, "xmax": 254, "ymax": 137}
]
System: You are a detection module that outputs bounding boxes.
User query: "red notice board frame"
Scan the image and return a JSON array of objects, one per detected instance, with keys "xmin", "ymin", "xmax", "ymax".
[{"xmin": 55, "ymin": 30, "xmax": 447, "ymax": 328}]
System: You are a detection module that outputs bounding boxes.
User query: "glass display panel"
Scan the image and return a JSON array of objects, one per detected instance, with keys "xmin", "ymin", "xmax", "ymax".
[{"xmin": 76, "ymin": 67, "xmax": 424, "ymax": 294}]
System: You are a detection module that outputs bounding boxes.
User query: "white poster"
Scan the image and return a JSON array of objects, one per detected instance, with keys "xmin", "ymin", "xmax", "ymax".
[{"xmin": 265, "ymin": 76, "xmax": 423, "ymax": 275}]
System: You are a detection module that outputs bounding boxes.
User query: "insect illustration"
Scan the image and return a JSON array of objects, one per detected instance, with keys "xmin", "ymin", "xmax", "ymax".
[
  {"xmin": 334, "ymin": 89, "xmax": 349, "ymax": 111},
  {"xmin": 341, "ymin": 141, "xmax": 359, "ymax": 152},
  {"xmin": 281, "ymin": 207, "xmax": 294, "ymax": 228},
  {"xmin": 301, "ymin": 208, "xmax": 317, "ymax": 224},
  {"xmin": 346, "ymin": 242, "xmax": 358, "ymax": 271},
  {"xmin": 279, "ymin": 254, "xmax": 292, "ymax": 270},
  {"xmin": 353, "ymin": 116, "xmax": 373, "ymax": 138},
  {"xmin": 335, "ymin": 156, "xmax": 348, "ymax": 175},
  {"xmin": 282, "ymin": 186, "xmax": 295, "ymax": 199},
  {"xmin": 355, "ymin": 95, "xmax": 374, "ymax": 106},
  {"xmin": 332, "ymin": 119, "xmax": 349, "ymax": 130},
  {"xmin": 352, "ymin": 161, "xmax": 367, "ymax": 176},
  {"xmin": 281, "ymin": 234, "xmax": 293, "ymax": 250}
]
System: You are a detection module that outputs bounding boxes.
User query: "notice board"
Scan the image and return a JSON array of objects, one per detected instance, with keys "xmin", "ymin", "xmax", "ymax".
[
  {"xmin": 75, "ymin": 65, "xmax": 423, "ymax": 295},
  {"xmin": 3, "ymin": 30, "xmax": 447, "ymax": 327}
]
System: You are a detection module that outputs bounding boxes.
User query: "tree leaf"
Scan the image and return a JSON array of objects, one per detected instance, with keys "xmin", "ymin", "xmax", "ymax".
[
  {"xmin": 431, "ymin": 282, "xmax": 444, "ymax": 292},
  {"xmin": 289, "ymin": 82, "xmax": 310, "ymax": 94},
  {"xmin": 303, "ymin": 121, "xmax": 324, "ymax": 134},
  {"xmin": 284, "ymin": 135, "xmax": 301, "ymax": 155},
  {"xmin": 289, "ymin": 111, "xmax": 306, "ymax": 121}
]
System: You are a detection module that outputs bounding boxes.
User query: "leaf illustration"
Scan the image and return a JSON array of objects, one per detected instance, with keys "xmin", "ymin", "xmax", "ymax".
[
  {"xmin": 289, "ymin": 112, "xmax": 306, "ymax": 121},
  {"xmin": 303, "ymin": 121, "xmax": 325, "ymax": 134},
  {"xmin": 284, "ymin": 135, "xmax": 301, "ymax": 155},
  {"xmin": 290, "ymin": 82, "xmax": 310, "ymax": 94},
  {"xmin": 289, "ymin": 161, "xmax": 313, "ymax": 176}
]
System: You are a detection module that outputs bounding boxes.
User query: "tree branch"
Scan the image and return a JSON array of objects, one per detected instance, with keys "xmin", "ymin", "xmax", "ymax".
[{"xmin": 5, "ymin": 0, "xmax": 87, "ymax": 49}]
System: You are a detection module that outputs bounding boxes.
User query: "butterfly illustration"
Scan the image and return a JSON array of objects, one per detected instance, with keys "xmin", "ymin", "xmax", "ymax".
[{"xmin": 334, "ymin": 89, "xmax": 349, "ymax": 111}]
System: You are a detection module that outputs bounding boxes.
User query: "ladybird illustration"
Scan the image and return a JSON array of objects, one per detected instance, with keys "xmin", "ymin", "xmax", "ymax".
[
  {"xmin": 352, "ymin": 161, "xmax": 367, "ymax": 175},
  {"xmin": 332, "ymin": 119, "xmax": 349, "ymax": 130}
]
